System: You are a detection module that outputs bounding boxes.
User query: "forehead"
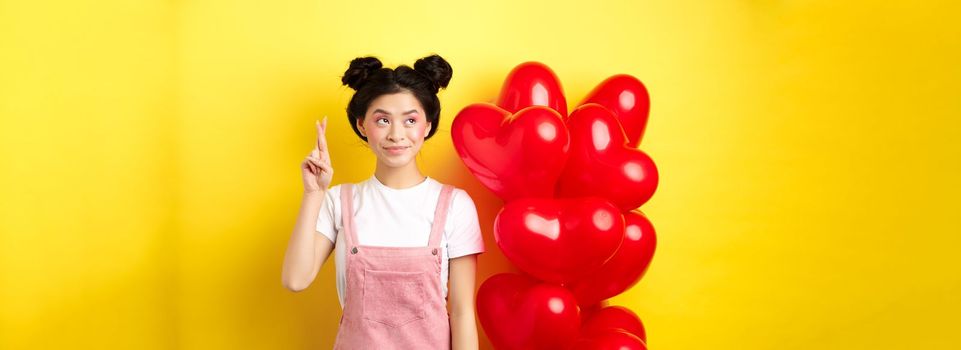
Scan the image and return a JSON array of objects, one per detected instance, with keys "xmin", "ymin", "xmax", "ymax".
[{"xmin": 366, "ymin": 92, "xmax": 424, "ymax": 116}]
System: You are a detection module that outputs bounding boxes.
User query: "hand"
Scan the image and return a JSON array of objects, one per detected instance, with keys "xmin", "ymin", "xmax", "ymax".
[{"xmin": 302, "ymin": 116, "xmax": 334, "ymax": 193}]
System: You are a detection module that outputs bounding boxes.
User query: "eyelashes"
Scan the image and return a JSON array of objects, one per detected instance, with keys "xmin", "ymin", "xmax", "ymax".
[{"xmin": 375, "ymin": 117, "xmax": 417, "ymax": 125}]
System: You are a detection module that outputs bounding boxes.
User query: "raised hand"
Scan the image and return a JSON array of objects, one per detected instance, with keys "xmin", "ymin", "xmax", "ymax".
[{"xmin": 302, "ymin": 116, "xmax": 334, "ymax": 193}]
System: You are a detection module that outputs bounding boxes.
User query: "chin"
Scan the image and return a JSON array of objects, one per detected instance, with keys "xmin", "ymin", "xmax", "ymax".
[{"xmin": 380, "ymin": 155, "xmax": 415, "ymax": 168}]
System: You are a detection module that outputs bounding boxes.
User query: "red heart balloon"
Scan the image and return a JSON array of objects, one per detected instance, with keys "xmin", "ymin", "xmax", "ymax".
[
  {"xmin": 496, "ymin": 61, "xmax": 568, "ymax": 117},
  {"xmin": 556, "ymin": 103, "xmax": 659, "ymax": 211},
  {"xmin": 477, "ymin": 273, "xmax": 581, "ymax": 350},
  {"xmin": 566, "ymin": 210, "xmax": 657, "ymax": 306},
  {"xmin": 578, "ymin": 74, "xmax": 651, "ymax": 148},
  {"xmin": 580, "ymin": 306, "xmax": 647, "ymax": 342},
  {"xmin": 494, "ymin": 197, "xmax": 625, "ymax": 283},
  {"xmin": 571, "ymin": 330, "xmax": 647, "ymax": 350},
  {"xmin": 580, "ymin": 301, "xmax": 610, "ymax": 321},
  {"xmin": 572, "ymin": 306, "xmax": 648, "ymax": 350},
  {"xmin": 452, "ymin": 103, "xmax": 570, "ymax": 201}
]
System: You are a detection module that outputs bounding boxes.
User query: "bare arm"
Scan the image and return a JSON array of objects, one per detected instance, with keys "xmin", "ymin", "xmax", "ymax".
[
  {"xmin": 282, "ymin": 118, "xmax": 335, "ymax": 292},
  {"xmin": 281, "ymin": 191, "xmax": 334, "ymax": 292},
  {"xmin": 448, "ymin": 254, "xmax": 480, "ymax": 350}
]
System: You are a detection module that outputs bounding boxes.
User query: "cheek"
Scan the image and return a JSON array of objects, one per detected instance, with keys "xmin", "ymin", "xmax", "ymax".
[
  {"xmin": 364, "ymin": 124, "xmax": 387, "ymax": 140},
  {"xmin": 410, "ymin": 124, "xmax": 429, "ymax": 140}
]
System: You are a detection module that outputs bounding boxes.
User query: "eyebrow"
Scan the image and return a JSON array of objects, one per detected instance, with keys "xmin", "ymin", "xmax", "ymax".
[{"xmin": 373, "ymin": 109, "xmax": 419, "ymax": 116}]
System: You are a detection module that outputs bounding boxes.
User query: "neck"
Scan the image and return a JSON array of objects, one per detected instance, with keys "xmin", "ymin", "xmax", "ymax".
[{"xmin": 374, "ymin": 159, "xmax": 426, "ymax": 189}]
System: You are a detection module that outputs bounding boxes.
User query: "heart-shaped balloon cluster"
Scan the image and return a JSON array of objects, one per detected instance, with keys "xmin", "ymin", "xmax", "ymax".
[{"xmin": 453, "ymin": 62, "xmax": 659, "ymax": 349}]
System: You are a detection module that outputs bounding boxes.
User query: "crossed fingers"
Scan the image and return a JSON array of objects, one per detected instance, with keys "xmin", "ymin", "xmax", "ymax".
[{"xmin": 306, "ymin": 116, "xmax": 331, "ymax": 174}]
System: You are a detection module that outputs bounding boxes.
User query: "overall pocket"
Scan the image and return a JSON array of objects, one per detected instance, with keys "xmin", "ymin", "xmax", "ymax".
[{"xmin": 362, "ymin": 269, "xmax": 427, "ymax": 328}]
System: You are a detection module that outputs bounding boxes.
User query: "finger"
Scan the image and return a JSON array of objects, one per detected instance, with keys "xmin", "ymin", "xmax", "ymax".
[
  {"xmin": 318, "ymin": 116, "xmax": 329, "ymax": 150},
  {"xmin": 314, "ymin": 151, "xmax": 329, "ymax": 165},
  {"xmin": 308, "ymin": 156, "xmax": 327, "ymax": 170},
  {"xmin": 303, "ymin": 160, "xmax": 316, "ymax": 174},
  {"xmin": 316, "ymin": 119, "xmax": 326, "ymax": 152},
  {"xmin": 314, "ymin": 159, "xmax": 332, "ymax": 175},
  {"xmin": 307, "ymin": 155, "xmax": 327, "ymax": 169},
  {"xmin": 305, "ymin": 157, "xmax": 320, "ymax": 174},
  {"xmin": 314, "ymin": 120, "xmax": 324, "ymax": 150},
  {"xmin": 316, "ymin": 132, "xmax": 324, "ymax": 153},
  {"xmin": 311, "ymin": 161, "xmax": 331, "ymax": 178}
]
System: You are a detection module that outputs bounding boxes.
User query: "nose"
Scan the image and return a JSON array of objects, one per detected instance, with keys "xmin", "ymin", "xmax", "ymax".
[{"xmin": 387, "ymin": 124, "xmax": 405, "ymax": 142}]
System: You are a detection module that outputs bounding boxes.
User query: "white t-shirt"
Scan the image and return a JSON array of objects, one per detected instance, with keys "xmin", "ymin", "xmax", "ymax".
[{"xmin": 315, "ymin": 175, "xmax": 486, "ymax": 308}]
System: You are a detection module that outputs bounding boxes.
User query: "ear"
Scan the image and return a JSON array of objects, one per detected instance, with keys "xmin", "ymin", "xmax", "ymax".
[
  {"xmin": 356, "ymin": 118, "xmax": 366, "ymax": 137},
  {"xmin": 425, "ymin": 121, "xmax": 432, "ymax": 136}
]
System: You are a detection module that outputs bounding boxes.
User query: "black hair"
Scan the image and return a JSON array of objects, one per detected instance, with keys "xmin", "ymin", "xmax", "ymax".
[{"xmin": 341, "ymin": 54, "xmax": 453, "ymax": 142}]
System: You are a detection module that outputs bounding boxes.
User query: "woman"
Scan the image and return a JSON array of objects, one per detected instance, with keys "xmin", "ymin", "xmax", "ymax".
[{"xmin": 282, "ymin": 54, "xmax": 485, "ymax": 350}]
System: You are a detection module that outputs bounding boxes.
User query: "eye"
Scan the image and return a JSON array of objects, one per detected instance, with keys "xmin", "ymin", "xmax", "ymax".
[
  {"xmin": 376, "ymin": 117, "xmax": 389, "ymax": 125},
  {"xmin": 405, "ymin": 118, "xmax": 417, "ymax": 125}
]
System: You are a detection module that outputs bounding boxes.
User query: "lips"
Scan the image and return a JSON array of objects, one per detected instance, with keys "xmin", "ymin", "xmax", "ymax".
[{"xmin": 383, "ymin": 146, "xmax": 410, "ymax": 154}]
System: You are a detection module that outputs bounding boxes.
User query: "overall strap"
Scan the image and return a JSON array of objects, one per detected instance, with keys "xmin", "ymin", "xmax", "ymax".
[
  {"xmin": 340, "ymin": 183, "xmax": 358, "ymax": 252},
  {"xmin": 428, "ymin": 185, "xmax": 455, "ymax": 249}
]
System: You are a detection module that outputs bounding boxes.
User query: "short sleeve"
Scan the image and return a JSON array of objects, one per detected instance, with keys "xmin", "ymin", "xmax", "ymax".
[
  {"xmin": 445, "ymin": 188, "xmax": 486, "ymax": 259},
  {"xmin": 315, "ymin": 185, "xmax": 341, "ymax": 244}
]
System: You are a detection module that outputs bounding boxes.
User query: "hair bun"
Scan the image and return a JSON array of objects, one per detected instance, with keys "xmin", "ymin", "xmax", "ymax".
[
  {"xmin": 413, "ymin": 54, "xmax": 453, "ymax": 93},
  {"xmin": 341, "ymin": 56, "xmax": 383, "ymax": 90}
]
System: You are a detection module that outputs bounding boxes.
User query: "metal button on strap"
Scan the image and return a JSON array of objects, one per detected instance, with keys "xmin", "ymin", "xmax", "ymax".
[
  {"xmin": 351, "ymin": 247, "xmax": 358, "ymax": 254},
  {"xmin": 432, "ymin": 248, "xmax": 438, "ymax": 255}
]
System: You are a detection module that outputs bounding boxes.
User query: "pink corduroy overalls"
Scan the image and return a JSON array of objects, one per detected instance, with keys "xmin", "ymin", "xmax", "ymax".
[{"xmin": 332, "ymin": 183, "xmax": 454, "ymax": 350}]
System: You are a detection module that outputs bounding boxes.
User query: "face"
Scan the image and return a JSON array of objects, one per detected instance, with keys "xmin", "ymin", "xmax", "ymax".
[{"xmin": 356, "ymin": 91, "xmax": 432, "ymax": 168}]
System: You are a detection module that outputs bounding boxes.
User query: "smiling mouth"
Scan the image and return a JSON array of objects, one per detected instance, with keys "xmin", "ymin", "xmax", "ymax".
[{"xmin": 384, "ymin": 146, "xmax": 410, "ymax": 154}]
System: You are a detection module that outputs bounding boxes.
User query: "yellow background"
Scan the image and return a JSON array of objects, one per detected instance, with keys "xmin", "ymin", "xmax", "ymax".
[{"xmin": 2, "ymin": 0, "xmax": 959, "ymax": 349}]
